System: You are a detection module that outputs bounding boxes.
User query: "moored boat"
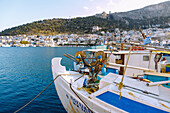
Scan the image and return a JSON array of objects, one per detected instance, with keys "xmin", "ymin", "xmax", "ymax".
[{"xmin": 52, "ymin": 45, "xmax": 170, "ymax": 113}]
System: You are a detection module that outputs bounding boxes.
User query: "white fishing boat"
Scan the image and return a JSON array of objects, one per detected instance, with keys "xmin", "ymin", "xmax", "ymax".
[
  {"xmin": 52, "ymin": 45, "xmax": 170, "ymax": 113},
  {"xmin": 1, "ymin": 44, "xmax": 11, "ymax": 47}
]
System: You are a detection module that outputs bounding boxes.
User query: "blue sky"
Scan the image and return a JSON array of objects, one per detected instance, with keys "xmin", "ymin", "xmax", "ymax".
[{"xmin": 0, "ymin": 0, "xmax": 168, "ymax": 32}]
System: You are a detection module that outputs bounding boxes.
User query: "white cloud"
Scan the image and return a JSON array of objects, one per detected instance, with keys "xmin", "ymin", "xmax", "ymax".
[
  {"xmin": 96, "ymin": 6, "xmax": 103, "ymax": 12},
  {"xmin": 108, "ymin": 0, "xmax": 114, "ymax": 6},
  {"xmin": 83, "ymin": 6, "xmax": 89, "ymax": 10},
  {"xmin": 89, "ymin": 0, "xmax": 94, "ymax": 2},
  {"xmin": 80, "ymin": 0, "xmax": 168, "ymax": 17},
  {"xmin": 86, "ymin": 0, "xmax": 168, "ymax": 14}
]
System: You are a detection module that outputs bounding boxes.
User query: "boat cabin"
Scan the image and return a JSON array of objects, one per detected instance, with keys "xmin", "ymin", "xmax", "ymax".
[{"xmin": 84, "ymin": 49, "xmax": 158, "ymax": 77}]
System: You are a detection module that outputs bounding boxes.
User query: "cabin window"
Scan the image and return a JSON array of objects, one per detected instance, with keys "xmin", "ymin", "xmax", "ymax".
[
  {"xmin": 143, "ymin": 56, "xmax": 149, "ymax": 61},
  {"xmin": 115, "ymin": 55, "xmax": 123, "ymax": 64}
]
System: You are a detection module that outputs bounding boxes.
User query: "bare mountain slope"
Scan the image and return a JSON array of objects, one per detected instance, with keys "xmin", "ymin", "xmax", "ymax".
[{"xmin": 110, "ymin": 1, "xmax": 170, "ymax": 19}]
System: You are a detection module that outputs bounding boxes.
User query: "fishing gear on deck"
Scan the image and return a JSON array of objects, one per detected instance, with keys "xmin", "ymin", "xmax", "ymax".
[{"xmin": 64, "ymin": 50, "xmax": 107, "ymax": 83}]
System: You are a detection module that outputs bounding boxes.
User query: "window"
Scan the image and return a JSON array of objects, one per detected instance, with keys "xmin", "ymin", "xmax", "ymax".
[{"xmin": 143, "ymin": 56, "xmax": 149, "ymax": 61}]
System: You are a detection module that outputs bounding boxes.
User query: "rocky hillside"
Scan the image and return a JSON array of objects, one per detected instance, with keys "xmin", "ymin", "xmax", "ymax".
[
  {"xmin": 109, "ymin": 1, "xmax": 170, "ymax": 19},
  {"xmin": 95, "ymin": 1, "xmax": 170, "ymax": 29}
]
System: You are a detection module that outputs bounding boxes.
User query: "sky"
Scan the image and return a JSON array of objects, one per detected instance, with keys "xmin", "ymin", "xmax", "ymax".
[{"xmin": 0, "ymin": 0, "xmax": 169, "ymax": 32}]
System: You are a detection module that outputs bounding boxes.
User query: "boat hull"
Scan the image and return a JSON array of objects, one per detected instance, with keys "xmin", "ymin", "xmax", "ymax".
[
  {"xmin": 52, "ymin": 58, "xmax": 170, "ymax": 113},
  {"xmin": 53, "ymin": 74, "xmax": 126, "ymax": 113},
  {"xmin": 54, "ymin": 76, "xmax": 92, "ymax": 113}
]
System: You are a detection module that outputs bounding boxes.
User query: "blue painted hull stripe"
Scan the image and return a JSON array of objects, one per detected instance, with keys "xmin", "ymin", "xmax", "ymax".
[{"xmin": 96, "ymin": 91, "xmax": 168, "ymax": 113}]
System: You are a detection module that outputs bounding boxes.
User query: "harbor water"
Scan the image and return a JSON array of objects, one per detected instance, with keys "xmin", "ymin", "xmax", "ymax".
[
  {"xmin": 0, "ymin": 47, "xmax": 169, "ymax": 112},
  {"xmin": 0, "ymin": 47, "xmax": 89, "ymax": 113}
]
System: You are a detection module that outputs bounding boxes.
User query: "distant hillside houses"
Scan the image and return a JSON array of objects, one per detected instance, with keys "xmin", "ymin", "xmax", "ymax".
[
  {"xmin": 95, "ymin": 11, "xmax": 108, "ymax": 19},
  {"xmin": 92, "ymin": 26, "xmax": 102, "ymax": 32},
  {"xmin": 0, "ymin": 27, "xmax": 169, "ymax": 47}
]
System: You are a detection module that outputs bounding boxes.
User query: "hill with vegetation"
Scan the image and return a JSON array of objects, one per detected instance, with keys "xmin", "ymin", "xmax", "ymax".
[
  {"xmin": 0, "ymin": 16, "xmax": 128, "ymax": 36},
  {"xmin": 0, "ymin": 1, "xmax": 170, "ymax": 36},
  {"xmin": 0, "ymin": 15, "xmax": 169, "ymax": 36}
]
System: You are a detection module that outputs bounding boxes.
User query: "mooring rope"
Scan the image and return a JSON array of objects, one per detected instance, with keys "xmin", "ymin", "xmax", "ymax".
[
  {"xmin": 118, "ymin": 46, "xmax": 132, "ymax": 99},
  {"xmin": 14, "ymin": 75, "xmax": 61, "ymax": 113},
  {"xmin": 70, "ymin": 83, "xmax": 94, "ymax": 113},
  {"xmin": 14, "ymin": 73, "xmax": 86, "ymax": 113}
]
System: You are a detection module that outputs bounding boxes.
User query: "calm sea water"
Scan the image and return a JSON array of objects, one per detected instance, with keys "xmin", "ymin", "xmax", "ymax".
[
  {"xmin": 0, "ymin": 47, "xmax": 169, "ymax": 113},
  {"xmin": 0, "ymin": 47, "xmax": 89, "ymax": 113}
]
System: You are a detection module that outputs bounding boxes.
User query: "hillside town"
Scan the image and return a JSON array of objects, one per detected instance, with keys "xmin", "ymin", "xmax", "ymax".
[{"xmin": 0, "ymin": 27, "xmax": 170, "ymax": 48}]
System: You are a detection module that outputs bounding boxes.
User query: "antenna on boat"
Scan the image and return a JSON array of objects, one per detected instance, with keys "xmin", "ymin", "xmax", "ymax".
[{"xmin": 139, "ymin": 27, "xmax": 146, "ymax": 39}]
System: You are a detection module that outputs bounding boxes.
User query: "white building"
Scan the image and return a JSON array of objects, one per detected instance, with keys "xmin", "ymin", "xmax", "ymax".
[{"xmin": 92, "ymin": 26, "xmax": 102, "ymax": 32}]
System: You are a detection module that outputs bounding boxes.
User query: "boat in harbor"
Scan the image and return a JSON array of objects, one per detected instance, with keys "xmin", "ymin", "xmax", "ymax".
[
  {"xmin": 1, "ymin": 44, "xmax": 11, "ymax": 47},
  {"xmin": 80, "ymin": 43, "xmax": 170, "ymax": 87},
  {"xmin": 52, "ymin": 44, "xmax": 170, "ymax": 113}
]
